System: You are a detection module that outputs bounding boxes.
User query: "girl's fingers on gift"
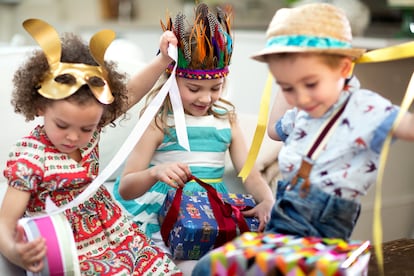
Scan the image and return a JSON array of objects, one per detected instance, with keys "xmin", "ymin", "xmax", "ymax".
[
  {"xmin": 242, "ymin": 207, "xmax": 269, "ymax": 232},
  {"xmin": 169, "ymin": 179, "xmax": 179, "ymax": 188},
  {"xmin": 19, "ymin": 238, "xmax": 46, "ymax": 272},
  {"xmin": 258, "ymin": 215, "xmax": 270, "ymax": 232}
]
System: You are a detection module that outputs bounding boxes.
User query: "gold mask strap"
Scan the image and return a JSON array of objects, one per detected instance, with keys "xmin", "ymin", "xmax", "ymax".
[{"xmin": 22, "ymin": 18, "xmax": 116, "ymax": 104}]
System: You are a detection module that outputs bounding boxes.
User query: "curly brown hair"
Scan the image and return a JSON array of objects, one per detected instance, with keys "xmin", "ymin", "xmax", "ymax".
[{"xmin": 11, "ymin": 32, "xmax": 128, "ymax": 128}]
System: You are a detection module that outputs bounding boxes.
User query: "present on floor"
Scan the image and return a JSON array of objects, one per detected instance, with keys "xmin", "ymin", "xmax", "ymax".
[
  {"xmin": 210, "ymin": 232, "xmax": 371, "ymax": 276},
  {"xmin": 159, "ymin": 189, "xmax": 260, "ymax": 260}
]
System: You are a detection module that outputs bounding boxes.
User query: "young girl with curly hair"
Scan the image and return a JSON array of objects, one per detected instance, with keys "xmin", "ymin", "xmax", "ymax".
[{"xmin": 0, "ymin": 18, "xmax": 182, "ymax": 275}]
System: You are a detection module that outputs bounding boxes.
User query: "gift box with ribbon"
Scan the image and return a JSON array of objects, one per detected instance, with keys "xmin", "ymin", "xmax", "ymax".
[
  {"xmin": 158, "ymin": 176, "xmax": 260, "ymax": 260},
  {"xmin": 210, "ymin": 232, "xmax": 371, "ymax": 276}
]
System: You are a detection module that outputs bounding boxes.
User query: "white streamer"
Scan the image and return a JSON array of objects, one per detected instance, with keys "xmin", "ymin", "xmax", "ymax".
[{"xmin": 45, "ymin": 44, "xmax": 189, "ymax": 214}]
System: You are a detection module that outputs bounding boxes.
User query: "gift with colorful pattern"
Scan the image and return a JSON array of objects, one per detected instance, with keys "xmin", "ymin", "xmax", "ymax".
[
  {"xmin": 159, "ymin": 175, "xmax": 259, "ymax": 260},
  {"xmin": 210, "ymin": 232, "xmax": 371, "ymax": 276}
]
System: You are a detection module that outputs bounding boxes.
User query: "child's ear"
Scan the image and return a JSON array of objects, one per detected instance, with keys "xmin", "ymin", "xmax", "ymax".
[{"xmin": 340, "ymin": 58, "xmax": 353, "ymax": 78}]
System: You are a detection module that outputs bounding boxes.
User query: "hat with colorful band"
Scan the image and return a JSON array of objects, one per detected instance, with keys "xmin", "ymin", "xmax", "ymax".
[
  {"xmin": 161, "ymin": 3, "xmax": 233, "ymax": 79},
  {"xmin": 251, "ymin": 3, "xmax": 366, "ymax": 62}
]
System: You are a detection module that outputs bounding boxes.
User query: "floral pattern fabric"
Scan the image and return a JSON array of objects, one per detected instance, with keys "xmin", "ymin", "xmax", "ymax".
[{"xmin": 3, "ymin": 125, "xmax": 181, "ymax": 275}]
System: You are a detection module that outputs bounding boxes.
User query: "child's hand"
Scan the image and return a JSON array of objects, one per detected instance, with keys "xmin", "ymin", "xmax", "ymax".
[
  {"xmin": 242, "ymin": 199, "xmax": 273, "ymax": 232},
  {"xmin": 14, "ymin": 224, "xmax": 47, "ymax": 273},
  {"xmin": 159, "ymin": 30, "xmax": 178, "ymax": 62},
  {"xmin": 152, "ymin": 162, "xmax": 191, "ymax": 188}
]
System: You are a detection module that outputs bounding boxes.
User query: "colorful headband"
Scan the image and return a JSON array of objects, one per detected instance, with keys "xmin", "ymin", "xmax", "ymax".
[
  {"xmin": 161, "ymin": 3, "xmax": 233, "ymax": 79},
  {"xmin": 23, "ymin": 18, "xmax": 115, "ymax": 104},
  {"xmin": 165, "ymin": 66, "xmax": 229, "ymax": 80}
]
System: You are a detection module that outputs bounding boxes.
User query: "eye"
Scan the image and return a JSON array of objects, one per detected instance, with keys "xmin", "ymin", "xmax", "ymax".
[
  {"xmin": 281, "ymin": 86, "xmax": 293, "ymax": 93},
  {"xmin": 55, "ymin": 74, "xmax": 76, "ymax": 85},
  {"xmin": 56, "ymin": 123, "xmax": 68, "ymax": 129},
  {"xmin": 81, "ymin": 128, "xmax": 94, "ymax": 133},
  {"xmin": 305, "ymin": 82, "xmax": 317, "ymax": 89},
  {"xmin": 188, "ymin": 86, "xmax": 199, "ymax": 93}
]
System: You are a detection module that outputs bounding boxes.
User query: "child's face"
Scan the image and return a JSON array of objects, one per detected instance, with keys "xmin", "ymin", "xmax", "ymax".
[
  {"xmin": 177, "ymin": 77, "xmax": 225, "ymax": 116},
  {"xmin": 38, "ymin": 99, "xmax": 103, "ymax": 155},
  {"xmin": 268, "ymin": 54, "xmax": 351, "ymax": 118}
]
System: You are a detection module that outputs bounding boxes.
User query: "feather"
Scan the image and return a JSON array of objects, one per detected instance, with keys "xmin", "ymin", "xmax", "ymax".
[
  {"xmin": 160, "ymin": 19, "xmax": 167, "ymax": 32},
  {"xmin": 195, "ymin": 24, "xmax": 206, "ymax": 64},
  {"xmin": 165, "ymin": 3, "xmax": 233, "ymax": 72}
]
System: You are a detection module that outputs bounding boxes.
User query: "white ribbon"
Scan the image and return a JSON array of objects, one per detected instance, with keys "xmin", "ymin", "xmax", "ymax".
[{"xmin": 44, "ymin": 44, "xmax": 189, "ymax": 214}]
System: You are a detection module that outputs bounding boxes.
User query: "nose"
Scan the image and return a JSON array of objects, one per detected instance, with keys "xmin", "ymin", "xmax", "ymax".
[
  {"xmin": 295, "ymin": 89, "xmax": 311, "ymax": 107},
  {"xmin": 66, "ymin": 131, "xmax": 79, "ymax": 142},
  {"xmin": 198, "ymin": 92, "xmax": 212, "ymax": 104}
]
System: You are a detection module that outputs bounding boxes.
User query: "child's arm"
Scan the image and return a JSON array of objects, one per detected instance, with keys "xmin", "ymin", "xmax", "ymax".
[
  {"xmin": 393, "ymin": 112, "xmax": 414, "ymax": 140},
  {"xmin": 229, "ymin": 118, "xmax": 275, "ymax": 232},
  {"xmin": 268, "ymin": 89, "xmax": 292, "ymax": 141},
  {"xmin": 0, "ymin": 187, "xmax": 46, "ymax": 273},
  {"xmin": 118, "ymin": 120, "xmax": 191, "ymax": 200},
  {"xmin": 126, "ymin": 31, "xmax": 178, "ymax": 108}
]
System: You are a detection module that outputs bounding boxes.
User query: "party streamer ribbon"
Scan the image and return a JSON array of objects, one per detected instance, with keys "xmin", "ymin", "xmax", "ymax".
[
  {"xmin": 356, "ymin": 41, "xmax": 414, "ymax": 63},
  {"xmin": 371, "ymin": 72, "xmax": 414, "ymax": 276},
  {"xmin": 44, "ymin": 44, "xmax": 189, "ymax": 214},
  {"xmin": 354, "ymin": 41, "xmax": 414, "ymax": 276},
  {"xmin": 238, "ymin": 73, "xmax": 273, "ymax": 181}
]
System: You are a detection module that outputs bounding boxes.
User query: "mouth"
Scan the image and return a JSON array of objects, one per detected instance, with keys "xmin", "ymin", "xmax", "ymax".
[
  {"xmin": 302, "ymin": 104, "xmax": 318, "ymax": 113},
  {"xmin": 192, "ymin": 104, "xmax": 209, "ymax": 111},
  {"xmin": 62, "ymin": 144, "xmax": 77, "ymax": 150}
]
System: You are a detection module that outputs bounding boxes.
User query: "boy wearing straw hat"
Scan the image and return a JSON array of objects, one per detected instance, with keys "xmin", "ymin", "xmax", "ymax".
[
  {"xmin": 252, "ymin": 2, "xmax": 414, "ymax": 241},
  {"xmin": 192, "ymin": 3, "xmax": 414, "ymax": 274}
]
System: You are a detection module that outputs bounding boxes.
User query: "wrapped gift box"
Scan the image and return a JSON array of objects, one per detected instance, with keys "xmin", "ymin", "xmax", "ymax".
[
  {"xmin": 159, "ymin": 190, "xmax": 260, "ymax": 260},
  {"xmin": 210, "ymin": 232, "xmax": 371, "ymax": 276}
]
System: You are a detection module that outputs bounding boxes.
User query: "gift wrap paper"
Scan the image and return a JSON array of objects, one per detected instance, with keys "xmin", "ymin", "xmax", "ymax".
[
  {"xmin": 210, "ymin": 232, "xmax": 371, "ymax": 276},
  {"xmin": 159, "ymin": 191, "xmax": 260, "ymax": 260}
]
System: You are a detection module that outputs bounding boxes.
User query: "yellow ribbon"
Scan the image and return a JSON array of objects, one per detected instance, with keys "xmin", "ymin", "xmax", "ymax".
[
  {"xmin": 189, "ymin": 178, "xmax": 223, "ymax": 184},
  {"xmin": 238, "ymin": 73, "xmax": 273, "ymax": 181},
  {"xmin": 371, "ymin": 72, "xmax": 414, "ymax": 276},
  {"xmin": 354, "ymin": 41, "xmax": 414, "ymax": 276},
  {"xmin": 356, "ymin": 41, "xmax": 414, "ymax": 63}
]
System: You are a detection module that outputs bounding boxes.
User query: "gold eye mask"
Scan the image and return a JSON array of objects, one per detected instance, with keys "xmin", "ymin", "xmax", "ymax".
[{"xmin": 23, "ymin": 18, "xmax": 115, "ymax": 104}]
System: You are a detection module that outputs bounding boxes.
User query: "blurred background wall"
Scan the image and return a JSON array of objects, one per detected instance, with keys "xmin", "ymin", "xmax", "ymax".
[{"xmin": 0, "ymin": 0, "xmax": 411, "ymax": 45}]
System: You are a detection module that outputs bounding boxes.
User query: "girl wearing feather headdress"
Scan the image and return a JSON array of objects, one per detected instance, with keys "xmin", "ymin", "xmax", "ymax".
[
  {"xmin": 114, "ymin": 2, "xmax": 274, "ymax": 272},
  {"xmin": 0, "ymin": 19, "xmax": 182, "ymax": 275}
]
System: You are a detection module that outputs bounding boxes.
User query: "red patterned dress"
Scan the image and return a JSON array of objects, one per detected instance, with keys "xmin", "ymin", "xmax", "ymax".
[{"xmin": 3, "ymin": 125, "xmax": 182, "ymax": 275}]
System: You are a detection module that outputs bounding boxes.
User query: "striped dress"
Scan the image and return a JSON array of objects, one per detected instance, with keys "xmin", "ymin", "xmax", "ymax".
[{"xmin": 113, "ymin": 114, "xmax": 232, "ymax": 240}]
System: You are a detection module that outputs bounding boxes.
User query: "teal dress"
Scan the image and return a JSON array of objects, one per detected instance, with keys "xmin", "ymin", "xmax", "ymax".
[{"xmin": 113, "ymin": 113, "xmax": 232, "ymax": 239}]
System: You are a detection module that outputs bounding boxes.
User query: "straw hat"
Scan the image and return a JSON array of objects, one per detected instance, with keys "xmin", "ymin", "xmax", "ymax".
[{"xmin": 251, "ymin": 3, "xmax": 366, "ymax": 62}]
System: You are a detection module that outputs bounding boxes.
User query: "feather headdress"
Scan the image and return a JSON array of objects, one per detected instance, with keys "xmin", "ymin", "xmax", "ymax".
[{"xmin": 162, "ymin": 3, "xmax": 233, "ymax": 79}]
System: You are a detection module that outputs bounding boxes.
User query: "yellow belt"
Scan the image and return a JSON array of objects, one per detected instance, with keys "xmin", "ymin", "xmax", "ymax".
[{"xmin": 189, "ymin": 178, "xmax": 223, "ymax": 184}]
